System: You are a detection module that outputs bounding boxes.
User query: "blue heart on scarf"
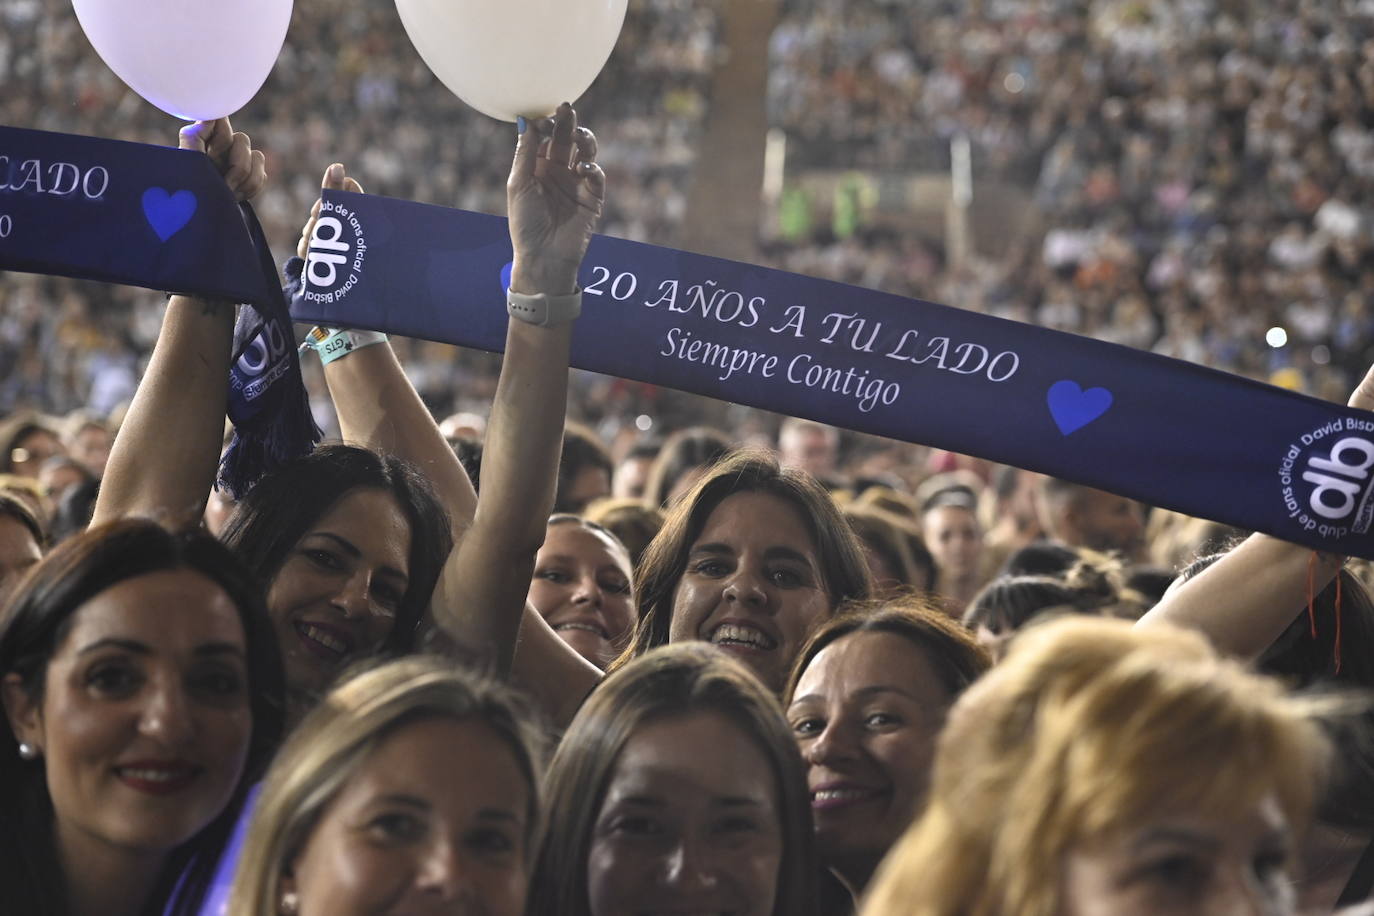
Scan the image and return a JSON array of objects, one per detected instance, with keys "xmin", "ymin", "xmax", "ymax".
[
  {"xmin": 1047, "ymin": 380, "xmax": 1113, "ymax": 435},
  {"xmin": 142, "ymin": 188, "xmax": 198, "ymax": 241}
]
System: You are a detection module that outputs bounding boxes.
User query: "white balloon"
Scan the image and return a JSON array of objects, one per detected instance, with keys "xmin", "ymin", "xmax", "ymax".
[
  {"xmin": 395, "ymin": 0, "xmax": 628, "ymax": 122},
  {"xmin": 71, "ymin": 0, "xmax": 293, "ymax": 120}
]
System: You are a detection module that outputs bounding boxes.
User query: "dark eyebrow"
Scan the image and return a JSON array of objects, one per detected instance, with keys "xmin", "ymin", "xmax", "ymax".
[
  {"xmin": 308, "ymin": 532, "xmax": 409, "ymax": 586},
  {"xmin": 614, "ymin": 792, "xmax": 765, "ymax": 809},
  {"xmin": 690, "ymin": 543, "xmax": 815, "ymax": 568},
  {"xmin": 688, "ymin": 543, "xmax": 735, "ymax": 557},
  {"xmin": 77, "ymin": 639, "xmax": 245, "ymax": 658},
  {"xmin": 763, "ymin": 546, "xmax": 815, "ymax": 567},
  {"xmin": 78, "ymin": 637, "xmax": 149, "ymax": 656},
  {"xmin": 790, "ymin": 684, "xmax": 920, "ymax": 708},
  {"xmin": 372, "ymin": 793, "xmax": 429, "ymax": 813},
  {"xmin": 308, "ymin": 532, "xmax": 362, "ymax": 559},
  {"xmin": 374, "ymin": 794, "xmax": 520, "ymax": 824},
  {"xmin": 853, "ymin": 684, "xmax": 920, "ymax": 701}
]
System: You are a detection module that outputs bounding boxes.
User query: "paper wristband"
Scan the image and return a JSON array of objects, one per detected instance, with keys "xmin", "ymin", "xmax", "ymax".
[{"xmin": 308, "ymin": 327, "xmax": 390, "ymax": 365}]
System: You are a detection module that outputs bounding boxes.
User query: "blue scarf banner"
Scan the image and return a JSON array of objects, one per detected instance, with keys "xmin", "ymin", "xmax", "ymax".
[
  {"xmin": 0, "ymin": 125, "xmax": 319, "ymax": 495},
  {"xmin": 292, "ymin": 188, "xmax": 1374, "ymax": 561}
]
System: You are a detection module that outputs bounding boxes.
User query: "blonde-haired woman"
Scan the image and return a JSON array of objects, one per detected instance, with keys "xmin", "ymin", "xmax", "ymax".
[
  {"xmin": 230, "ymin": 657, "xmax": 544, "ymax": 916},
  {"xmin": 861, "ymin": 617, "xmax": 1330, "ymax": 916}
]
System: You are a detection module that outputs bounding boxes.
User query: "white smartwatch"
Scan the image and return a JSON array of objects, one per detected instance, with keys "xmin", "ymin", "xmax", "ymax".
[{"xmin": 506, "ymin": 288, "xmax": 583, "ymax": 327}]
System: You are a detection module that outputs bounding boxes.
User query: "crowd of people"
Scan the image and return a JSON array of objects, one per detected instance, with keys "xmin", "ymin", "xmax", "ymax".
[
  {"xmin": 2, "ymin": 1, "xmax": 1374, "ymax": 914},
  {"xmin": 0, "ymin": 0, "xmax": 718, "ymax": 428},
  {"xmin": 766, "ymin": 0, "xmax": 1374, "ymax": 406},
  {"xmin": 0, "ymin": 90, "xmax": 1371, "ymax": 913},
  {"xmin": 6, "ymin": 0, "xmax": 1374, "ymax": 433}
]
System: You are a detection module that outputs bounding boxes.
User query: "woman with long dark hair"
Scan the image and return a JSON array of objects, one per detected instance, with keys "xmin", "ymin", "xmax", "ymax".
[
  {"xmin": 0, "ymin": 520, "xmax": 284, "ymax": 916},
  {"xmin": 94, "ymin": 104, "xmax": 607, "ymax": 725},
  {"xmin": 528, "ymin": 643, "xmax": 820, "ymax": 916}
]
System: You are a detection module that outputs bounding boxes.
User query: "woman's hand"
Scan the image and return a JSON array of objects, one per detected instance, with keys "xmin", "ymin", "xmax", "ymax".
[
  {"xmin": 297, "ymin": 163, "xmax": 365, "ymax": 259},
  {"xmin": 178, "ymin": 117, "xmax": 266, "ymax": 202},
  {"xmin": 507, "ymin": 103, "xmax": 606, "ymax": 295}
]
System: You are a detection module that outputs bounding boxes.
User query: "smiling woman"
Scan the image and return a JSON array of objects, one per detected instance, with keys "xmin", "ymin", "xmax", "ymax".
[
  {"xmin": 612, "ymin": 449, "xmax": 872, "ymax": 695},
  {"xmin": 784, "ymin": 600, "xmax": 990, "ymax": 906},
  {"xmin": 218, "ymin": 445, "xmax": 451, "ymax": 720},
  {"xmin": 229, "ymin": 656, "xmax": 544, "ymax": 916},
  {"xmin": 527, "ymin": 642, "xmax": 820, "ymax": 916},
  {"xmin": 0, "ymin": 520, "xmax": 284, "ymax": 916},
  {"xmin": 528, "ymin": 515, "xmax": 635, "ymax": 669}
]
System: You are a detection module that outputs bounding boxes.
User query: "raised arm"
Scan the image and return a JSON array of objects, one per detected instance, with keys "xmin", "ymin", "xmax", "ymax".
[
  {"xmin": 297, "ymin": 108, "xmax": 604, "ymax": 726},
  {"xmin": 91, "ymin": 119, "xmax": 265, "ymax": 530},
  {"xmin": 1137, "ymin": 362, "xmax": 1374, "ymax": 660},
  {"xmin": 304, "ymin": 165, "xmax": 479, "ymax": 539},
  {"xmin": 436, "ymin": 105, "xmax": 605, "ymax": 725}
]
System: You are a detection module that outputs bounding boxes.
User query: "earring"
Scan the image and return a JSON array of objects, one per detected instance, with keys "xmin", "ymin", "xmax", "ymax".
[
  {"xmin": 279, "ymin": 890, "xmax": 299, "ymax": 915},
  {"xmin": 17, "ymin": 742, "xmax": 38, "ymax": 760}
]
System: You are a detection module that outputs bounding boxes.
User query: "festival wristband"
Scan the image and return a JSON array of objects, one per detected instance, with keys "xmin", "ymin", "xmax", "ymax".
[
  {"xmin": 288, "ymin": 189, "xmax": 1374, "ymax": 562},
  {"xmin": 305, "ymin": 326, "xmax": 390, "ymax": 365}
]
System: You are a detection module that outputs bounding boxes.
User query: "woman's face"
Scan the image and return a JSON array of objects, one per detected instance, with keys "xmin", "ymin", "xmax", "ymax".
[
  {"xmin": 922, "ymin": 506, "xmax": 982, "ymax": 579},
  {"xmin": 528, "ymin": 523, "xmax": 634, "ymax": 669},
  {"xmin": 288, "ymin": 717, "xmax": 531, "ymax": 916},
  {"xmin": 788, "ymin": 631, "xmax": 952, "ymax": 884},
  {"xmin": 668, "ymin": 491, "xmax": 832, "ymax": 693},
  {"xmin": 587, "ymin": 711, "xmax": 784, "ymax": 916},
  {"xmin": 3, "ymin": 569, "xmax": 251, "ymax": 855},
  {"xmin": 1061, "ymin": 796, "xmax": 1297, "ymax": 916},
  {"xmin": 266, "ymin": 488, "xmax": 412, "ymax": 699}
]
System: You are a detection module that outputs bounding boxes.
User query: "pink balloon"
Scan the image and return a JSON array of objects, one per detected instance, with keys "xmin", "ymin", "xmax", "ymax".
[{"xmin": 72, "ymin": 0, "xmax": 292, "ymax": 120}]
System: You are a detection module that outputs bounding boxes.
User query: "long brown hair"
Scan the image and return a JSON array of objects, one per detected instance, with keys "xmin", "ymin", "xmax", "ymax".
[
  {"xmin": 527, "ymin": 643, "xmax": 820, "ymax": 916},
  {"xmin": 613, "ymin": 449, "xmax": 871, "ymax": 676},
  {"xmin": 0, "ymin": 520, "xmax": 284, "ymax": 916}
]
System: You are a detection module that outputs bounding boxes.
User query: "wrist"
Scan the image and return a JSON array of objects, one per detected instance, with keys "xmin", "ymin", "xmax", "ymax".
[
  {"xmin": 305, "ymin": 327, "xmax": 389, "ymax": 365},
  {"xmin": 509, "ymin": 258, "xmax": 579, "ymax": 296}
]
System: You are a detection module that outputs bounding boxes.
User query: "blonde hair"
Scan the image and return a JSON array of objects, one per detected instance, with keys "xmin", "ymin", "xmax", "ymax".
[
  {"xmin": 228, "ymin": 656, "xmax": 545, "ymax": 916},
  {"xmin": 861, "ymin": 618, "xmax": 1330, "ymax": 916}
]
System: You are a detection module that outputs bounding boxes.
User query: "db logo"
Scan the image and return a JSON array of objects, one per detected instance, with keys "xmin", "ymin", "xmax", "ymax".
[
  {"xmin": 1279, "ymin": 420, "xmax": 1374, "ymax": 538},
  {"xmin": 1303, "ymin": 437, "xmax": 1374, "ymax": 523},
  {"xmin": 237, "ymin": 321, "xmax": 289, "ymax": 378},
  {"xmin": 303, "ymin": 201, "xmax": 367, "ymax": 304},
  {"xmin": 307, "ymin": 215, "xmax": 351, "ymax": 287}
]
